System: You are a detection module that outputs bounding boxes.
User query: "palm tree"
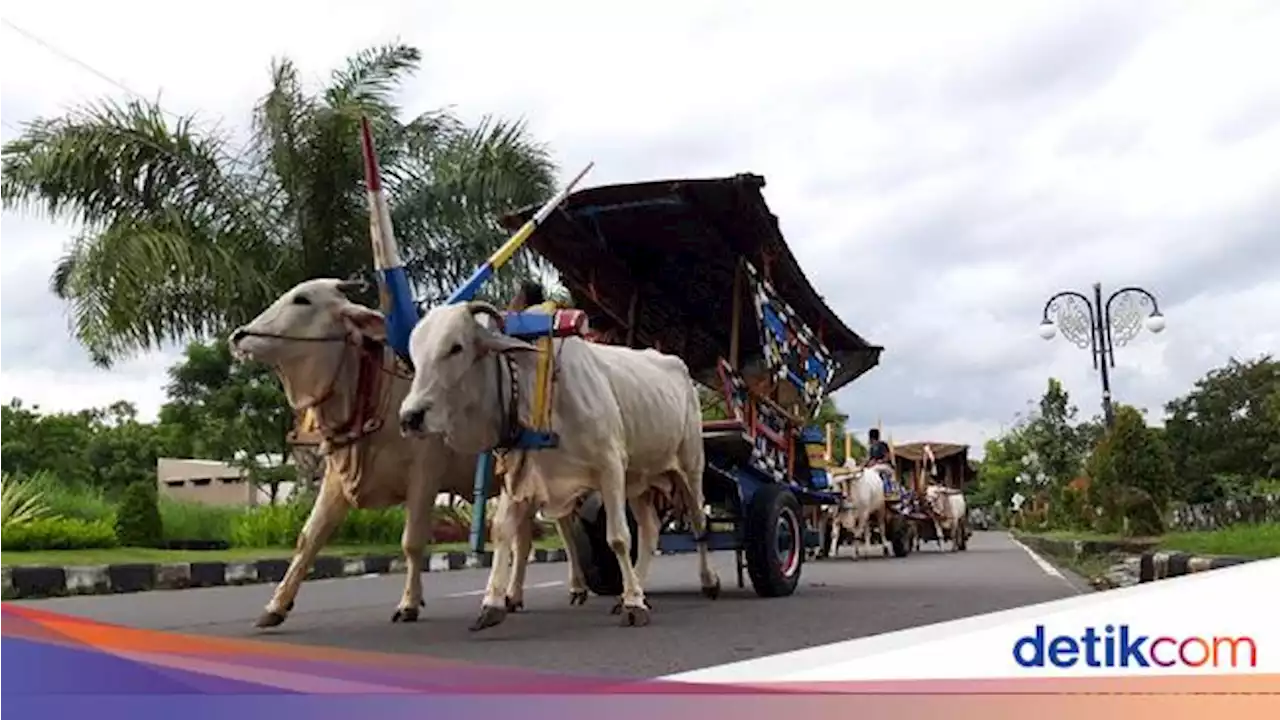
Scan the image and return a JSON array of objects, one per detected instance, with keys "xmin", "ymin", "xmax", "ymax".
[{"xmin": 1, "ymin": 44, "xmax": 558, "ymax": 366}]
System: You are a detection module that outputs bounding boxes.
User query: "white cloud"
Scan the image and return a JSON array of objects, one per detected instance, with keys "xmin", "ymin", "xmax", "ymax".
[{"xmin": 2, "ymin": 0, "xmax": 1278, "ymax": 453}]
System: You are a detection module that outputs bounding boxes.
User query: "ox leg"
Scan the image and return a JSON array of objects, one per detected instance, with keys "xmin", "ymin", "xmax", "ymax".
[
  {"xmin": 503, "ymin": 507, "xmax": 535, "ymax": 613},
  {"xmin": 879, "ymin": 511, "xmax": 890, "ymax": 557},
  {"xmin": 257, "ymin": 479, "xmax": 349, "ymax": 628},
  {"xmin": 613, "ymin": 495, "xmax": 660, "ymax": 615},
  {"xmin": 393, "ymin": 479, "xmax": 438, "ymax": 623},
  {"xmin": 600, "ymin": 464, "xmax": 649, "ymax": 627},
  {"xmin": 555, "ymin": 516, "xmax": 590, "ymax": 606},
  {"xmin": 473, "ymin": 493, "xmax": 520, "ymax": 631},
  {"xmin": 828, "ymin": 516, "xmax": 841, "ymax": 559}
]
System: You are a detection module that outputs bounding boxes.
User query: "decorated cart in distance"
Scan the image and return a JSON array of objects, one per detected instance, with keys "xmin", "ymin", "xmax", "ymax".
[
  {"xmin": 894, "ymin": 442, "xmax": 975, "ymax": 550},
  {"xmin": 815, "ymin": 428, "xmax": 922, "ymax": 559},
  {"xmin": 496, "ymin": 173, "xmax": 883, "ymax": 598}
]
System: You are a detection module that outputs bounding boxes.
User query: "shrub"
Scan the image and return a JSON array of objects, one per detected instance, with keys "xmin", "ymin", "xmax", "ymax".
[
  {"xmin": 2, "ymin": 517, "xmax": 118, "ymax": 551},
  {"xmin": 229, "ymin": 501, "xmax": 309, "ymax": 547},
  {"xmin": 23, "ymin": 471, "xmax": 116, "ymax": 522},
  {"xmin": 1087, "ymin": 405, "xmax": 1176, "ymax": 536},
  {"xmin": 115, "ymin": 481, "xmax": 164, "ymax": 547},
  {"xmin": 159, "ymin": 498, "xmax": 238, "ymax": 542},
  {"xmin": 1, "ymin": 473, "xmax": 52, "ymax": 531},
  {"xmin": 335, "ymin": 507, "xmax": 406, "ymax": 545}
]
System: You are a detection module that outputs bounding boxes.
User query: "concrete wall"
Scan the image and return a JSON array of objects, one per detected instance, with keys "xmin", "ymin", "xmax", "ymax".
[{"xmin": 157, "ymin": 458, "xmax": 255, "ymax": 507}]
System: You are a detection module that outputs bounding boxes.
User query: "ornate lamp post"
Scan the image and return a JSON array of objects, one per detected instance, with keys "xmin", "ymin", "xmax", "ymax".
[{"xmin": 1037, "ymin": 282, "xmax": 1166, "ymax": 428}]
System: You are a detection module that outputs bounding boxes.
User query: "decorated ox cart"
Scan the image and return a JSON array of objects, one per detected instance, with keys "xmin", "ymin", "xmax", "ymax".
[
  {"xmin": 896, "ymin": 442, "xmax": 974, "ymax": 551},
  {"xmin": 358, "ymin": 116, "xmax": 882, "ymax": 600},
  {"xmin": 816, "ymin": 428, "xmax": 922, "ymax": 559},
  {"xmin": 497, "ymin": 172, "xmax": 883, "ymax": 598}
]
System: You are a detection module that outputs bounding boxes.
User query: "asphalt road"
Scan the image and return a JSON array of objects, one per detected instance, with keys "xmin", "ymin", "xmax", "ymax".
[{"xmin": 13, "ymin": 531, "xmax": 1084, "ymax": 678}]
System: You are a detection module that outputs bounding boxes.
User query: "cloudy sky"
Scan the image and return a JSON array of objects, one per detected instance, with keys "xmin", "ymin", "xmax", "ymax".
[{"xmin": 2, "ymin": 0, "xmax": 1278, "ymax": 456}]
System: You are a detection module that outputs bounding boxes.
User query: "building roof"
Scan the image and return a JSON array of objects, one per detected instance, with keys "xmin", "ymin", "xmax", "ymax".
[{"xmin": 892, "ymin": 442, "xmax": 970, "ymax": 463}]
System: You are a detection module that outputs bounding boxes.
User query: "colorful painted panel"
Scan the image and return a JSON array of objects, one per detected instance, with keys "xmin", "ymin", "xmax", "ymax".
[{"xmin": 743, "ymin": 262, "xmax": 837, "ymax": 417}]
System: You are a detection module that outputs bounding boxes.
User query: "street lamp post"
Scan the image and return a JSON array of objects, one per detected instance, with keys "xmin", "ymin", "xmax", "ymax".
[{"xmin": 1037, "ymin": 282, "xmax": 1166, "ymax": 428}]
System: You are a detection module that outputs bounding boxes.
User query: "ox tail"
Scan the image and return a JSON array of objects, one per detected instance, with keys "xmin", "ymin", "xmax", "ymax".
[{"xmin": 673, "ymin": 379, "xmax": 707, "ymax": 515}]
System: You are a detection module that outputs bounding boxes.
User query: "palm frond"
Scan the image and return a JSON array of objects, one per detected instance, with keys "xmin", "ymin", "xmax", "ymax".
[{"xmin": 325, "ymin": 43, "xmax": 421, "ymax": 113}]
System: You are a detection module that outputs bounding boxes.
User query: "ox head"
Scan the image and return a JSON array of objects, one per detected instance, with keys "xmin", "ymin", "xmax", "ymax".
[
  {"xmin": 924, "ymin": 484, "xmax": 948, "ymax": 516},
  {"xmin": 398, "ymin": 300, "xmax": 536, "ymax": 448},
  {"xmin": 229, "ymin": 279, "xmax": 386, "ymax": 406}
]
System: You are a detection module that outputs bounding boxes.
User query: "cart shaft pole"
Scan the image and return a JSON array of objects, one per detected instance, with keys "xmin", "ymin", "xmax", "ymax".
[
  {"xmin": 469, "ymin": 453, "xmax": 494, "ymax": 554},
  {"xmin": 359, "ymin": 116, "xmax": 419, "ymax": 359},
  {"xmin": 447, "ymin": 162, "xmax": 595, "ymax": 305}
]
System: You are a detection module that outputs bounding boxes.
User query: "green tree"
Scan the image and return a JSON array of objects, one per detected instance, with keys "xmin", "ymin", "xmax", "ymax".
[
  {"xmin": 1, "ymin": 44, "xmax": 558, "ymax": 367},
  {"xmin": 1023, "ymin": 378, "xmax": 1091, "ymax": 486},
  {"xmin": 157, "ymin": 340, "xmax": 294, "ymax": 503},
  {"xmin": 974, "ymin": 428, "xmax": 1031, "ymax": 518},
  {"xmin": 1086, "ymin": 404, "xmax": 1175, "ymax": 536},
  {"xmin": 1164, "ymin": 355, "xmax": 1280, "ymax": 502},
  {"xmin": 1, "ymin": 399, "xmax": 159, "ymax": 492}
]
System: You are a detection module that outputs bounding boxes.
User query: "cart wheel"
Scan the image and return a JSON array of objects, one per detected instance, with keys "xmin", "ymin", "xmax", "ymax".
[
  {"xmin": 566, "ymin": 492, "xmax": 640, "ymax": 598},
  {"xmin": 889, "ymin": 515, "xmax": 913, "ymax": 558},
  {"xmin": 744, "ymin": 483, "xmax": 803, "ymax": 598}
]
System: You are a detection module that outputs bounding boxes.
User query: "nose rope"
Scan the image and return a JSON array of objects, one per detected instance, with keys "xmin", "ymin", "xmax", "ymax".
[{"xmin": 234, "ymin": 330, "xmax": 349, "ymax": 343}]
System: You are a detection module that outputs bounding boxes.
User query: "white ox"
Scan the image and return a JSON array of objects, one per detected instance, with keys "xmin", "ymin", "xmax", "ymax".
[
  {"xmin": 397, "ymin": 300, "xmax": 721, "ymax": 629},
  {"xmin": 229, "ymin": 279, "xmax": 565, "ymax": 628},
  {"xmin": 925, "ymin": 484, "xmax": 968, "ymax": 551},
  {"xmin": 825, "ymin": 459, "xmax": 891, "ymax": 559}
]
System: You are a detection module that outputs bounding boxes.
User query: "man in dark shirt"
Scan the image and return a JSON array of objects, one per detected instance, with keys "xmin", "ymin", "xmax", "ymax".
[
  {"xmin": 508, "ymin": 280, "xmax": 548, "ymax": 312},
  {"xmin": 866, "ymin": 428, "xmax": 891, "ymax": 466}
]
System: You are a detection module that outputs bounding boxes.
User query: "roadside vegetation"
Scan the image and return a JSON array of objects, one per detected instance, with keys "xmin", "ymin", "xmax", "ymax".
[{"xmin": 968, "ymin": 355, "xmax": 1279, "ymax": 561}]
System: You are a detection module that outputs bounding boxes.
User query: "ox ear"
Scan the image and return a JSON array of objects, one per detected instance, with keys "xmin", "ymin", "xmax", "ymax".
[
  {"xmin": 475, "ymin": 327, "xmax": 538, "ymax": 355},
  {"xmin": 339, "ymin": 303, "xmax": 387, "ymax": 342}
]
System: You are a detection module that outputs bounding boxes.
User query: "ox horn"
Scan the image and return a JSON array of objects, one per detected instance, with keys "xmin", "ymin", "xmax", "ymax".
[
  {"xmin": 336, "ymin": 279, "xmax": 370, "ymax": 295},
  {"xmin": 467, "ymin": 300, "xmax": 506, "ymax": 331}
]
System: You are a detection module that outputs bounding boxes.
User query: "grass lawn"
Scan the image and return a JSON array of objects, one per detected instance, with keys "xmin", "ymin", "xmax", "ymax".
[
  {"xmin": 1020, "ymin": 522, "xmax": 1280, "ymax": 559},
  {"xmin": 1, "ymin": 536, "xmax": 565, "ymax": 567}
]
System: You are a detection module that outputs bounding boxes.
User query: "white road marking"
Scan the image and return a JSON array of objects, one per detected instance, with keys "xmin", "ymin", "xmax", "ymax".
[
  {"xmin": 443, "ymin": 580, "xmax": 564, "ymax": 599},
  {"xmin": 1008, "ymin": 533, "xmax": 1077, "ymax": 589}
]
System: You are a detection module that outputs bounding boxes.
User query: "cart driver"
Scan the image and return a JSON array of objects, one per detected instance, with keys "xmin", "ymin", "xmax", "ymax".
[
  {"xmin": 866, "ymin": 428, "xmax": 891, "ymax": 468},
  {"xmin": 508, "ymin": 279, "xmax": 558, "ymax": 314}
]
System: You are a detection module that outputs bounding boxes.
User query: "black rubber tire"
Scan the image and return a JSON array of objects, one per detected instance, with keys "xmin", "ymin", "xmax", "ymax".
[
  {"xmin": 889, "ymin": 515, "xmax": 914, "ymax": 558},
  {"xmin": 565, "ymin": 492, "xmax": 640, "ymax": 597},
  {"xmin": 744, "ymin": 483, "xmax": 804, "ymax": 598}
]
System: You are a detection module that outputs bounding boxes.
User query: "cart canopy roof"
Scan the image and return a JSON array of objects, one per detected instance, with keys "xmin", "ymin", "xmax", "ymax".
[{"xmin": 499, "ymin": 172, "xmax": 883, "ymax": 394}]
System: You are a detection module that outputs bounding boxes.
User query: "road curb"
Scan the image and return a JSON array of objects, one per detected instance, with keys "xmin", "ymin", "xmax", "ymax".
[
  {"xmin": 1137, "ymin": 550, "xmax": 1256, "ymax": 582},
  {"xmin": 1014, "ymin": 534, "xmax": 1159, "ymax": 560},
  {"xmin": 1, "ymin": 548, "xmax": 569, "ymax": 600}
]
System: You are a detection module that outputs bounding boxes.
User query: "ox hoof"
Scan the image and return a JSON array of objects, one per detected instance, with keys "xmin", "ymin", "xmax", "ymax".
[
  {"xmin": 255, "ymin": 611, "xmax": 287, "ymax": 629},
  {"xmin": 882, "ymin": 546, "xmax": 890, "ymax": 557},
  {"xmin": 391, "ymin": 606, "xmax": 420, "ymax": 623},
  {"xmin": 569, "ymin": 590, "xmax": 589, "ymax": 606},
  {"xmin": 611, "ymin": 597, "xmax": 652, "ymax": 615},
  {"xmin": 701, "ymin": 579, "xmax": 721, "ymax": 600},
  {"xmin": 470, "ymin": 605, "xmax": 508, "ymax": 632},
  {"xmin": 504, "ymin": 596, "xmax": 524, "ymax": 613},
  {"xmin": 620, "ymin": 605, "xmax": 651, "ymax": 628}
]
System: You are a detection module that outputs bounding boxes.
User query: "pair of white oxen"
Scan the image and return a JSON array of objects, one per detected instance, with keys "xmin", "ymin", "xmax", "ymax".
[
  {"xmin": 228, "ymin": 278, "xmax": 723, "ymax": 632},
  {"xmin": 823, "ymin": 459, "xmax": 968, "ymax": 558}
]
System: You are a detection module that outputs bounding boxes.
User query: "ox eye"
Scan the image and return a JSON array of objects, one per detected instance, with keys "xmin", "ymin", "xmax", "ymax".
[
  {"xmin": 447, "ymin": 342, "xmax": 463, "ymax": 356},
  {"xmin": 292, "ymin": 294, "xmax": 311, "ymax": 306}
]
